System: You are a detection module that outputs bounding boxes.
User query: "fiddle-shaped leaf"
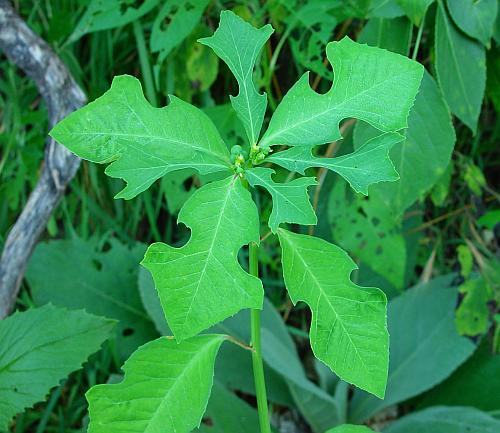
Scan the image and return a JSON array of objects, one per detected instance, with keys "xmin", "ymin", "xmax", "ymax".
[
  {"xmin": 50, "ymin": 75, "xmax": 231, "ymax": 199},
  {"xmin": 142, "ymin": 176, "xmax": 263, "ymax": 341},
  {"xmin": 246, "ymin": 167, "xmax": 317, "ymax": 233},
  {"xmin": 260, "ymin": 37, "xmax": 423, "ymax": 149},
  {"xmin": 278, "ymin": 229, "xmax": 389, "ymax": 398},
  {"xmin": 86, "ymin": 335, "xmax": 226, "ymax": 433},
  {"xmin": 0, "ymin": 305, "xmax": 114, "ymax": 431},
  {"xmin": 268, "ymin": 132, "xmax": 403, "ymax": 195},
  {"xmin": 199, "ymin": 11, "xmax": 274, "ymax": 145}
]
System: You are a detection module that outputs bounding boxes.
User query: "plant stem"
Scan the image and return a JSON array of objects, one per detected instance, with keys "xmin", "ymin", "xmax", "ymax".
[
  {"xmin": 132, "ymin": 21, "xmax": 158, "ymax": 107},
  {"xmin": 249, "ymin": 242, "xmax": 272, "ymax": 433},
  {"xmin": 412, "ymin": 13, "xmax": 426, "ymax": 61}
]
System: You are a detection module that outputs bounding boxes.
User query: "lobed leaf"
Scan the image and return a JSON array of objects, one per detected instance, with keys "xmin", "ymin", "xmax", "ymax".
[
  {"xmin": 0, "ymin": 305, "xmax": 114, "ymax": 430},
  {"xmin": 142, "ymin": 176, "xmax": 263, "ymax": 341},
  {"xmin": 50, "ymin": 75, "xmax": 231, "ymax": 199},
  {"xmin": 268, "ymin": 132, "xmax": 402, "ymax": 195},
  {"xmin": 199, "ymin": 11, "xmax": 274, "ymax": 145},
  {"xmin": 278, "ymin": 229, "xmax": 389, "ymax": 398},
  {"xmin": 86, "ymin": 335, "xmax": 226, "ymax": 433},
  {"xmin": 151, "ymin": 0, "xmax": 211, "ymax": 60},
  {"xmin": 245, "ymin": 167, "xmax": 317, "ymax": 233},
  {"xmin": 260, "ymin": 37, "xmax": 423, "ymax": 149}
]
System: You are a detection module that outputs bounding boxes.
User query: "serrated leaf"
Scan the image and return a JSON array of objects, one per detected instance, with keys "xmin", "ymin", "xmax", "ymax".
[
  {"xmin": 50, "ymin": 75, "xmax": 231, "ymax": 199},
  {"xmin": 0, "ymin": 305, "xmax": 114, "ymax": 430},
  {"xmin": 86, "ymin": 334, "xmax": 225, "ymax": 433},
  {"xmin": 68, "ymin": 0, "xmax": 160, "ymax": 43},
  {"xmin": 350, "ymin": 276, "xmax": 476, "ymax": 422},
  {"xmin": 199, "ymin": 11, "xmax": 274, "ymax": 145},
  {"xmin": 447, "ymin": 0, "xmax": 498, "ymax": 46},
  {"xmin": 26, "ymin": 238, "xmax": 157, "ymax": 358},
  {"xmin": 245, "ymin": 167, "xmax": 317, "ymax": 233},
  {"xmin": 326, "ymin": 425, "xmax": 374, "ymax": 433},
  {"xmin": 354, "ymin": 72, "xmax": 456, "ymax": 216},
  {"xmin": 268, "ymin": 132, "xmax": 402, "ymax": 195},
  {"xmin": 383, "ymin": 406, "xmax": 500, "ymax": 433},
  {"xmin": 142, "ymin": 176, "xmax": 263, "ymax": 341},
  {"xmin": 151, "ymin": 0, "xmax": 210, "ymax": 59},
  {"xmin": 395, "ymin": 0, "xmax": 434, "ymax": 25},
  {"xmin": 260, "ymin": 37, "xmax": 423, "ymax": 149},
  {"xmin": 278, "ymin": 229, "xmax": 389, "ymax": 398},
  {"xmin": 435, "ymin": 1, "xmax": 486, "ymax": 133}
]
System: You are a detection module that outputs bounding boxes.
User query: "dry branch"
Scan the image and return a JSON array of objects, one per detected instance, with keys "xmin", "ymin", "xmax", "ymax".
[{"xmin": 0, "ymin": 0, "xmax": 85, "ymax": 318}]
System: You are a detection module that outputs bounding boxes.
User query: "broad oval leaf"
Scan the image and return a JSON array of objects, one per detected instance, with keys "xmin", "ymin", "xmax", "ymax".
[
  {"xmin": 50, "ymin": 75, "xmax": 231, "ymax": 199},
  {"xmin": 350, "ymin": 277, "xmax": 476, "ymax": 422},
  {"xmin": 142, "ymin": 176, "xmax": 263, "ymax": 341},
  {"xmin": 268, "ymin": 132, "xmax": 403, "ymax": 195},
  {"xmin": 394, "ymin": 0, "xmax": 434, "ymax": 25},
  {"xmin": 260, "ymin": 37, "xmax": 423, "ymax": 149},
  {"xmin": 278, "ymin": 229, "xmax": 389, "ymax": 399},
  {"xmin": 354, "ymin": 72, "xmax": 456, "ymax": 217},
  {"xmin": 446, "ymin": 0, "xmax": 498, "ymax": 46},
  {"xmin": 246, "ymin": 167, "xmax": 317, "ymax": 233},
  {"xmin": 435, "ymin": 1, "xmax": 486, "ymax": 133},
  {"xmin": 0, "ymin": 305, "xmax": 114, "ymax": 431},
  {"xmin": 199, "ymin": 11, "xmax": 274, "ymax": 145},
  {"xmin": 87, "ymin": 334, "xmax": 226, "ymax": 433},
  {"xmin": 27, "ymin": 238, "xmax": 157, "ymax": 358},
  {"xmin": 383, "ymin": 406, "xmax": 500, "ymax": 433}
]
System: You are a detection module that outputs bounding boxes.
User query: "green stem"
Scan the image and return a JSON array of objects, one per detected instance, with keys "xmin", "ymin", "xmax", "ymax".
[
  {"xmin": 249, "ymin": 242, "xmax": 272, "ymax": 433},
  {"xmin": 412, "ymin": 12, "xmax": 426, "ymax": 61},
  {"xmin": 132, "ymin": 21, "xmax": 158, "ymax": 107}
]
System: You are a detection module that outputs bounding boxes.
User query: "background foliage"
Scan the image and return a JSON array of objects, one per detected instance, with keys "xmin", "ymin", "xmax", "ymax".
[{"xmin": 0, "ymin": 0, "xmax": 499, "ymax": 432}]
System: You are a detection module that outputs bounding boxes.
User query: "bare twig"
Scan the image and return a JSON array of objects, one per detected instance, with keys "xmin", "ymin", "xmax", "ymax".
[{"xmin": 0, "ymin": 0, "xmax": 85, "ymax": 319}]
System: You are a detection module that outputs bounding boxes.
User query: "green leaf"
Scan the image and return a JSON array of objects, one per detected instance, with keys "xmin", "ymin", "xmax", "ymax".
[
  {"xmin": 278, "ymin": 229, "xmax": 389, "ymax": 398},
  {"xmin": 329, "ymin": 181, "xmax": 406, "ymax": 289},
  {"xmin": 326, "ymin": 425, "xmax": 374, "ymax": 433},
  {"xmin": 369, "ymin": 0, "xmax": 405, "ymax": 19},
  {"xmin": 50, "ymin": 75, "xmax": 231, "ymax": 199},
  {"xmin": 350, "ymin": 276, "xmax": 476, "ymax": 422},
  {"xmin": 199, "ymin": 11, "xmax": 274, "ymax": 145},
  {"xmin": 245, "ymin": 167, "xmax": 317, "ymax": 233},
  {"xmin": 417, "ymin": 341, "xmax": 500, "ymax": 412},
  {"xmin": 395, "ymin": 0, "xmax": 434, "ymax": 25},
  {"xmin": 26, "ymin": 238, "xmax": 157, "ymax": 358},
  {"xmin": 194, "ymin": 382, "xmax": 268, "ymax": 433},
  {"xmin": 383, "ymin": 406, "xmax": 500, "ymax": 433},
  {"xmin": 359, "ymin": 16, "xmax": 413, "ymax": 56},
  {"xmin": 86, "ymin": 335, "xmax": 226, "ymax": 433},
  {"xmin": 68, "ymin": 0, "xmax": 160, "ymax": 43},
  {"xmin": 151, "ymin": 0, "xmax": 210, "ymax": 60},
  {"xmin": 268, "ymin": 133, "xmax": 402, "ymax": 195},
  {"xmin": 142, "ymin": 176, "xmax": 263, "ymax": 341},
  {"xmin": 354, "ymin": 72, "xmax": 456, "ymax": 216},
  {"xmin": 0, "ymin": 305, "xmax": 114, "ymax": 431},
  {"xmin": 260, "ymin": 37, "xmax": 423, "ymax": 149},
  {"xmin": 435, "ymin": 1, "xmax": 486, "ymax": 133},
  {"xmin": 455, "ymin": 277, "xmax": 493, "ymax": 336},
  {"xmin": 446, "ymin": 0, "xmax": 498, "ymax": 46}
]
